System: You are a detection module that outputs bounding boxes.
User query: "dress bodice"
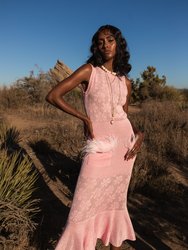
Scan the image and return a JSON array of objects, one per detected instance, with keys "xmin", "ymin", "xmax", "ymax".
[{"xmin": 84, "ymin": 65, "xmax": 128, "ymax": 123}]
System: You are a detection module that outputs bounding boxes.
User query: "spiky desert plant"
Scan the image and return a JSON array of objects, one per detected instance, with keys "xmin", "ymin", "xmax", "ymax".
[
  {"xmin": 0, "ymin": 122, "xmax": 21, "ymax": 151},
  {"xmin": 0, "ymin": 149, "xmax": 39, "ymax": 249}
]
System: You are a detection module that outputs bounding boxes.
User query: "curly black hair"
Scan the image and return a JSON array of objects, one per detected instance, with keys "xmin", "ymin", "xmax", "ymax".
[{"xmin": 87, "ymin": 25, "xmax": 131, "ymax": 76}]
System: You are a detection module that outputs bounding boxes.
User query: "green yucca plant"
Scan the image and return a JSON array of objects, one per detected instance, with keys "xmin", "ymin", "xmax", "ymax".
[
  {"xmin": 0, "ymin": 122, "xmax": 20, "ymax": 150},
  {"xmin": 0, "ymin": 149, "xmax": 39, "ymax": 248},
  {"xmin": 0, "ymin": 150, "xmax": 38, "ymax": 206}
]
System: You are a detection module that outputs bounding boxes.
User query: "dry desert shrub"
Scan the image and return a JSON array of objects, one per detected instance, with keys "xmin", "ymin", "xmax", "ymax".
[
  {"xmin": 0, "ymin": 86, "xmax": 26, "ymax": 110},
  {"xmin": 0, "ymin": 70, "xmax": 54, "ymax": 111},
  {"xmin": 2, "ymin": 86, "xmax": 84, "ymax": 126},
  {"xmin": 0, "ymin": 61, "xmax": 75, "ymax": 115},
  {"xmin": 129, "ymin": 101, "xmax": 188, "ymax": 197},
  {"xmin": 28, "ymin": 118, "xmax": 85, "ymax": 159},
  {"xmin": 26, "ymin": 87, "xmax": 84, "ymax": 121}
]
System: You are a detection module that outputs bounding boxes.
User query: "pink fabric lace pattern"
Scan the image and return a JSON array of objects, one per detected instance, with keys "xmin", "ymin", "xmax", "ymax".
[
  {"xmin": 84, "ymin": 66, "xmax": 128, "ymax": 122},
  {"xmin": 68, "ymin": 174, "xmax": 130, "ymax": 223}
]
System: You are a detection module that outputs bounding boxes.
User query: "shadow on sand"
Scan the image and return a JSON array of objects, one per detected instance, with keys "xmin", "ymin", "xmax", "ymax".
[
  {"xmin": 127, "ymin": 189, "xmax": 188, "ymax": 250},
  {"xmin": 29, "ymin": 139, "xmax": 81, "ymax": 249}
]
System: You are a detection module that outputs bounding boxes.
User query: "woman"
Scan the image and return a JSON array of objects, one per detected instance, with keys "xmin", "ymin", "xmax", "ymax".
[{"xmin": 46, "ymin": 24, "xmax": 144, "ymax": 250}]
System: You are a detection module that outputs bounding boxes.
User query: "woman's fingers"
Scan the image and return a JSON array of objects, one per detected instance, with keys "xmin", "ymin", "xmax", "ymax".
[
  {"xmin": 124, "ymin": 132, "xmax": 144, "ymax": 160},
  {"xmin": 124, "ymin": 148, "xmax": 137, "ymax": 161},
  {"xmin": 126, "ymin": 147, "xmax": 140, "ymax": 160},
  {"xmin": 84, "ymin": 118, "xmax": 94, "ymax": 139},
  {"xmin": 88, "ymin": 123, "xmax": 94, "ymax": 139},
  {"xmin": 90, "ymin": 130, "xmax": 95, "ymax": 139}
]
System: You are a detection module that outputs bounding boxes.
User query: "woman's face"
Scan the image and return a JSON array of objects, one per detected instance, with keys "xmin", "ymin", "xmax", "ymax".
[{"xmin": 97, "ymin": 29, "xmax": 117, "ymax": 62}]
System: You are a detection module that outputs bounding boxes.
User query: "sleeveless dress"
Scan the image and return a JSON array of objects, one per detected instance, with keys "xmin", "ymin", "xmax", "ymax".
[{"xmin": 55, "ymin": 65, "xmax": 136, "ymax": 249}]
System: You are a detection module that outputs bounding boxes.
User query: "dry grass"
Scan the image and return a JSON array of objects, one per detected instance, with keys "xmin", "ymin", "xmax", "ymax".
[{"xmin": 129, "ymin": 101, "xmax": 188, "ymax": 198}]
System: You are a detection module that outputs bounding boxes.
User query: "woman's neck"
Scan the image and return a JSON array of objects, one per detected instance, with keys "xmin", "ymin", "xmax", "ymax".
[{"xmin": 103, "ymin": 61, "xmax": 113, "ymax": 72}]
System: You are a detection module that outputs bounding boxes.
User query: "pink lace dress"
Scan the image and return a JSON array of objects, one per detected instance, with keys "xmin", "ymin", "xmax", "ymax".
[{"xmin": 55, "ymin": 65, "xmax": 136, "ymax": 249}]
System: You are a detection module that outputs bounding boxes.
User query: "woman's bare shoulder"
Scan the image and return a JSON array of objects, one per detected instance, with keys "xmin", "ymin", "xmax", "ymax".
[{"xmin": 73, "ymin": 63, "xmax": 93, "ymax": 81}]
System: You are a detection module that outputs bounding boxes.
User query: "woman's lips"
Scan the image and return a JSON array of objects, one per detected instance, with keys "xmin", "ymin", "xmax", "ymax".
[{"xmin": 104, "ymin": 50, "xmax": 111, "ymax": 54}]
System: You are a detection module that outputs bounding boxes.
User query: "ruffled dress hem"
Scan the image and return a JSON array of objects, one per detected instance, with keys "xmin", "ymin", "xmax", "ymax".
[{"xmin": 55, "ymin": 209, "xmax": 136, "ymax": 250}]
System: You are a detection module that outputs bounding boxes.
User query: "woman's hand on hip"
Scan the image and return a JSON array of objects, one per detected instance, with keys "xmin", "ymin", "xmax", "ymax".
[{"xmin": 124, "ymin": 132, "xmax": 144, "ymax": 160}]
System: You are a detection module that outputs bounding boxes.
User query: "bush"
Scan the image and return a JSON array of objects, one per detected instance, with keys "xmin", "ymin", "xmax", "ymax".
[
  {"xmin": 161, "ymin": 86, "xmax": 184, "ymax": 101},
  {"xmin": 129, "ymin": 101, "xmax": 188, "ymax": 196},
  {"xmin": 0, "ymin": 123, "xmax": 39, "ymax": 249}
]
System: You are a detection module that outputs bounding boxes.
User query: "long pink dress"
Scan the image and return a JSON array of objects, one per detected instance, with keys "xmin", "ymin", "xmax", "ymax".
[{"xmin": 55, "ymin": 65, "xmax": 136, "ymax": 249}]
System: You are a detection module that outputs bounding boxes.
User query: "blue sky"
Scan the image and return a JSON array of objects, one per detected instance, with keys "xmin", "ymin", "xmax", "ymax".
[{"xmin": 0, "ymin": 0, "xmax": 187, "ymax": 88}]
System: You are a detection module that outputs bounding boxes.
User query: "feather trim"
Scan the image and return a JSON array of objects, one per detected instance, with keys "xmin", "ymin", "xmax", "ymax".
[{"xmin": 82, "ymin": 136, "xmax": 118, "ymax": 155}]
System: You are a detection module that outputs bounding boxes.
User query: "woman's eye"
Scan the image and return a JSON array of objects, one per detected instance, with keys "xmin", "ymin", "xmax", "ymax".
[{"xmin": 108, "ymin": 39, "xmax": 114, "ymax": 43}]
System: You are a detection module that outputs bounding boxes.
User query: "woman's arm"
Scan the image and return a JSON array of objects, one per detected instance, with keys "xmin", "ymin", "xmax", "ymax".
[
  {"xmin": 46, "ymin": 63, "xmax": 94, "ymax": 138},
  {"xmin": 123, "ymin": 77, "xmax": 144, "ymax": 160}
]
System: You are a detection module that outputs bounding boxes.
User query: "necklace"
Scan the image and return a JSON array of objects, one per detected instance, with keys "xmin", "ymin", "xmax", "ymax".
[
  {"xmin": 101, "ymin": 65, "xmax": 117, "ymax": 76},
  {"xmin": 104, "ymin": 72, "xmax": 121, "ymax": 124}
]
